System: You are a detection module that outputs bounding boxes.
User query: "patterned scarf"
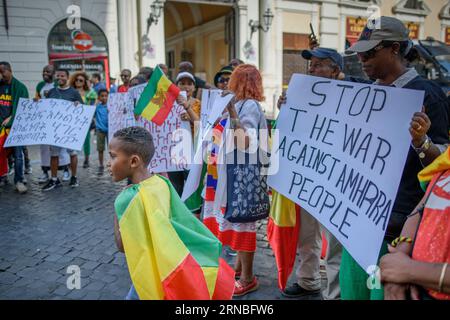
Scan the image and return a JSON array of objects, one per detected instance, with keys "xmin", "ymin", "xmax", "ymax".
[{"xmin": 205, "ymin": 119, "xmax": 227, "ymax": 202}]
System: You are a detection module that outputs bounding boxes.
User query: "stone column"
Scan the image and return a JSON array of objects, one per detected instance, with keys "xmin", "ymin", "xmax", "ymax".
[
  {"xmin": 117, "ymin": 0, "xmax": 139, "ymax": 74},
  {"xmin": 319, "ymin": 0, "xmax": 340, "ymax": 49}
]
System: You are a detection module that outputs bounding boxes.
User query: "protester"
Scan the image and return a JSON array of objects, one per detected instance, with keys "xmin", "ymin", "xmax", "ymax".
[
  {"xmin": 91, "ymin": 72, "xmax": 106, "ymax": 93},
  {"xmin": 0, "ymin": 61, "xmax": 29, "ymax": 193},
  {"xmin": 202, "ymin": 64, "xmax": 268, "ymax": 296},
  {"xmin": 129, "ymin": 75, "xmax": 147, "ymax": 88},
  {"xmin": 138, "ymin": 67, "xmax": 153, "ymax": 81},
  {"xmin": 70, "ymin": 71, "xmax": 97, "ymax": 168},
  {"xmin": 109, "ymin": 75, "xmax": 118, "ymax": 93},
  {"xmin": 95, "ymin": 89, "xmax": 109, "ymax": 175},
  {"xmin": 118, "ymin": 69, "xmax": 132, "ymax": 93},
  {"xmin": 35, "ymin": 64, "xmax": 70, "ymax": 184},
  {"xmin": 340, "ymin": 16, "xmax": 449, "ymax": 300},
  {"xmin": 380, "ymin": 146, "xmax": 450, "ymax": 300},
  {"xmin": 214, "ymin": 66, "xmax": 233, "ymax": 90},
  {"xmin": 277, "ymin": 48, "xmax": 345, "ymax": 300},
  {"xmin": 169, "ymin": 72, "xmax": 201, "ymax": 200},
  {"xmin": 42, "ymin": 68, "xmax": 84, "ymax": 191},
  {"xmin": 110, "ymin": 126, "xmax": 234, "ymax": 300},
  {"xmin": 158, "ymin": 63, "xmax": 169, "ymax": 76},
  {"xmin": 178, "ymin": 61, "xmax": 211, "ymax": 98}
]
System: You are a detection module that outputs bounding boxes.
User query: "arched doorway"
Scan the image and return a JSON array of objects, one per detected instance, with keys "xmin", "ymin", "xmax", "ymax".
[{"xmin": 47, "ymin": 18, "xmax": 110, "ymax": 87}]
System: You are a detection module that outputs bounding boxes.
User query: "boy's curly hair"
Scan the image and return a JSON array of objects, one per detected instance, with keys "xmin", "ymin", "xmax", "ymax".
[{"xmin": 113, "ymin": 127, "xmax": 154, "ymax": 166}]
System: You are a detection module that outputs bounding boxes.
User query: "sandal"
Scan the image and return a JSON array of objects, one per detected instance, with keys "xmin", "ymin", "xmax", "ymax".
[{"xmin": 233, "ymin": 277, "xmax": 259, "ymax": 297}]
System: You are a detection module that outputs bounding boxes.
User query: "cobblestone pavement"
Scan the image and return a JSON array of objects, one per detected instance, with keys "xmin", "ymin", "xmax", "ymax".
[{"xmin": 0, "ymin": 142, "xmax": 325, "ymax": 300}]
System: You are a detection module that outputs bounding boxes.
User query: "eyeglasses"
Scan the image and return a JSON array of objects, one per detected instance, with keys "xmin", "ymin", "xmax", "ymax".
[
  {"xmin": 218, "ymin": 77, "xmax": 229, "ymax": 83},
  {"xmin": 75, "ymin": 78, "xmax": 85, "ymax": 83},
  {"xmin": 357, "ymin": 43, "xmax": 386, "ymax": 60}
]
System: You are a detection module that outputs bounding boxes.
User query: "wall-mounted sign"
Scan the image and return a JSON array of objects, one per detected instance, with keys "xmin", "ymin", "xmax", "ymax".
[
  {"xmin": 72, "ymin": 31, "xmax": 93, "ymax": 52},
  {"xmin": 405, "ymin": 22, "xmax": 420, "ymax": 40},
  {"xmin": 346, "ymin": 17, "xmax": 367, "ymax": 46}
]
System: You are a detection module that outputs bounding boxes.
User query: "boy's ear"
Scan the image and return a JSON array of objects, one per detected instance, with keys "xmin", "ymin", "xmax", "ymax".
[{"xmin": 129, "ymin": 154, "xmax": 142, "ymax": 168}]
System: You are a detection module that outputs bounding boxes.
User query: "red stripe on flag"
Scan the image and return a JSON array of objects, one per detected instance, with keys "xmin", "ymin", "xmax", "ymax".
[
  {"xmin": 212, "ymin": 258, "xmax": 235, "ymax": 300},
  {"xmin": 152, "ymin": 83, "xmax": 180, "ymax": 126},
  {"xmin": 162, "ymin": 254, "xmax": 210, "ymax": 300},
  {"xmin": 267, "ymin": 205, "xmax": 301, "ymax": 290}
]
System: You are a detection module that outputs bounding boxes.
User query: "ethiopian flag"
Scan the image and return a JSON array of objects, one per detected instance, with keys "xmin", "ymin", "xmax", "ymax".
[
  {"xmin": 418, "ymin": 146, "xmax": 450, "ymax": 191},
  {"xmin": 134, "ymin": 66, "xmax": 180, "ymax": 126},
  {"xmin": 267, "ymin": 190, "xmax": 301, "ymax": 291},
  {"xmin": 115, "ymin": 175, "xmax": 235, "ymax": 300}
]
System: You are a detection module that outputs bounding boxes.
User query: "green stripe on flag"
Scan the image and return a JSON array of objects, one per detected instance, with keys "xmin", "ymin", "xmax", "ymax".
[
  {"xmin": 134, "ymin": 66, "xmax": 164, "ymax": 115},
  {"xmin": 159, "ymin": 176, "xmax": 221, "ymax": 268}
]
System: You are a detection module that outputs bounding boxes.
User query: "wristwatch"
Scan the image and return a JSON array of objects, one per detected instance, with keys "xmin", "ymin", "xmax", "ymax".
[{"xmin": 413, "ymin": 136, "xmax": 431, "ymax": 159}]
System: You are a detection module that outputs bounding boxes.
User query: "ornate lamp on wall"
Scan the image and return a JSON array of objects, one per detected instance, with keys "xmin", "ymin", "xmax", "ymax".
[
  {"xmin": 249, "ymin": 8, "xmax": 274, "ymax": 39},
  {"xmin": 146, "ymin": 0, "xmax": 164, "ymax": 33}
]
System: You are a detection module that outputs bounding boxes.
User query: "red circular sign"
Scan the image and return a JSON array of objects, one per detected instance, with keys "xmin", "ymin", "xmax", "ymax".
[{"xmin": 73, "ymin": 32, "xmax": 93, "ymax": 51}]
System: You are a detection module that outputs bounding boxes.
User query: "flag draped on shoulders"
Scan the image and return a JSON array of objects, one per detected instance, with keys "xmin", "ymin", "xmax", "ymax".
[
  {"xmin": 267, "ymin": 190, "xmax": 301, "ymax": 291},
  {"xmin": 134, "ymin": 66, "xmax": 180, "ymax": 126},
  {"xmin": 115, "ymin": 175, "xmax": 235, "ymax": 300}
]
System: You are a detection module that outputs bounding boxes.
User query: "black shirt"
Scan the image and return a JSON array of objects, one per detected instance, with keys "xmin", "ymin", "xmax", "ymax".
[
  {"xmin": 47, "ymin": 86, "xmax": 83, "ymax": 103},
  {"xmin": 386, "ymin": 76, "xmax": 449, "ymax": 239},
  {"xmin": 0, "ymin": 83, "xmax": 13, "ymax": 123}
]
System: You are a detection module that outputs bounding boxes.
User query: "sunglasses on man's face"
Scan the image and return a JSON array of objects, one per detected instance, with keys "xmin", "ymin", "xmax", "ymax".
[{"xmin": 357, "ymin": 44, "xmax": 387, "ymax": 60}]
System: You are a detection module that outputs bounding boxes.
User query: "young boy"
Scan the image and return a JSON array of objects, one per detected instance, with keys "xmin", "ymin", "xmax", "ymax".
[
  {"xmin": 95, "ymin": 89, "xmax": 108, "ymax": 175},
  {"xmin": 109, "ymin": 126, "xmax": 234, "ymax": 300}
]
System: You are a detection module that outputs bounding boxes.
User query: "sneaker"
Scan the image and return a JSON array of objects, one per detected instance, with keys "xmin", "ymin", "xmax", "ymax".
[
  {"xmin": 69, "ymin": 176, "xmax": 79, "ymax": 188},
  {"xmin": 62, "ymin": 170, "xmax": 70, "ymax": 182},
  {"xmin": 83, "ymin": 161, "xmax": 89, "ymax": 168},
  {"xmin": 38, "ymin": 173, "xmax": 49, "ymax": 184},
  {"xmin": 226, "ymin": 247, "xmax": 237, "ymax": 257},
  {"xmin": 281, "ymin": 283, "xmax": 321, "ymax": 298},
  {"xmin": 22, "ymin": 176, "xmax": 27, "ymax": 185},
  {"xmin": 42, "ymin": 178, "xmax": 62, "ymax": 191},
  {"xmin": 233, "ymin": 277, "xmax": 259, "ymax": 297},
  {"xmin": 25, "ymin": 167, "xmax": 32, "ymax": 174},
  {"xmin": 8, "ymin": 167, "xmax": 14, "ymax": 175},
  {"xmin": 98, "ymin": 165, "xmax": 104, "ymax": 175},
  {"xmin": 15, "ymin": 181, "xmax": 28, "ymax": 194}
]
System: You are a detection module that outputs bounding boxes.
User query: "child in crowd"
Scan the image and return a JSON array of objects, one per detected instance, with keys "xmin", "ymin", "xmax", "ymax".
[
  {"xmin": 109, "ymin": 126, "xmax": 234, "ymax": 300},
  {"xmin": 95, "ymin": 89, "xmax": 109, "ymax": 175}
]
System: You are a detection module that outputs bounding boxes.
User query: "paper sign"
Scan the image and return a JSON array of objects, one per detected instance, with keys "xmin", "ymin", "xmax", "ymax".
[
  {"xmin": 268, "ymin": 74, "xmax": 424, "ymax": 273},
  {"xmin": 128, "ymin": 85, "xmax": 192, "ymax": 173},
  {"xmin": 5, "ymin": 98, "xmax": 95, "ymax": 151},
  {"xmin": 108, "ymin": 93, "xmax": 136, "ymax": 142}
]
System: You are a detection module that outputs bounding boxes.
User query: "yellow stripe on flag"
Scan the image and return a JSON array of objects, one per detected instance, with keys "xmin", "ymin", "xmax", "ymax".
[
  {"xmin": 202, "ymin": 266, "xmax": 219, "ymax": 298},
  {"xmin": 141, "ymin": 76, "xmax": 173, "ymax": 120},
  {"xmin": 271, "ymin": 191, "xmax": 297, "ymax": 227}
]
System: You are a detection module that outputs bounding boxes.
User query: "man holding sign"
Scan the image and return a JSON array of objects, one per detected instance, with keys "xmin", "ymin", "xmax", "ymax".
[
  {"xmin": 42, "ymin": 68, "xmax": 84, "ymax": 191},
  {"xmin": 339, "ymin": 16, "xmax": 449, "ymax": 300}
]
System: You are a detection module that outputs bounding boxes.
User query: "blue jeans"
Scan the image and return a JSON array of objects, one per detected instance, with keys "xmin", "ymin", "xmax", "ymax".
[
  {"xmin": 125, "ymin": 285, "xmax": 140, "ymax": 300},
  {"xmin": 13, "ymin": 146, "xmax": 24, "ymax": 184}
]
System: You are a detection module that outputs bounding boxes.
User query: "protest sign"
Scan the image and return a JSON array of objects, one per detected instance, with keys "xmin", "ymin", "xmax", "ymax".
[
  {"xmin": 267, "ymin": 74, "xmax": 424, "ymax": 273},
  {"xmin": 108, "ymin": 92, "xmax": 136, "ymax": 141},
  {"xmin": 5, "ymin": 98, "xmax": 95, "ymax": 151},
  {"xmin": 129, "ymin": 85, "xmax": 192, "ymax": 173}
]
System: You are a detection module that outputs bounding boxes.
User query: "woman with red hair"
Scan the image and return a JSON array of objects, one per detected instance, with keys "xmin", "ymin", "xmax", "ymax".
[{"xmin": 202, "ymin": 64, "xmax": 269, "ymax": 296}]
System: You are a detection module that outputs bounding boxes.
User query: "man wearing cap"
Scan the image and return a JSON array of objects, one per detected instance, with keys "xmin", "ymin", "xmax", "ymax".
[
  {"xmin": 277, "ymin": 47, "xmax": 345, "ymax": 300},
  {"xmin": 214, "ymin": 66, "xmax": 233, "ymax": 90},
  {"xmin": 341, "ymin": 16, "xmax": 449, "ymax": 300}
]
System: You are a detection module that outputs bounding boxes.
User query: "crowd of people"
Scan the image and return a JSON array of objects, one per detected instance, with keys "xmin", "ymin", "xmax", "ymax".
[{"xmin": 0, "ymin": 16, "xmax": 449, "ymax": 300}]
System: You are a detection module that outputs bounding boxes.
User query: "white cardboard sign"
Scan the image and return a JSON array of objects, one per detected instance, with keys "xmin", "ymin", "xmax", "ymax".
[{"xmin": 267, "ymin": 74, "xmax": 424, "ymax": 272}]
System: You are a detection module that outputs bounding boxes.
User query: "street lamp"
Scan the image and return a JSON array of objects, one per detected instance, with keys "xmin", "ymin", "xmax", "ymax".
[
  {"xmin": 249, "ymin": 8, "xmax": 274, "ymax": 39},
  {"xmin": 146, "ymin": 0, "xmax": 164, "ymax": 33}
]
